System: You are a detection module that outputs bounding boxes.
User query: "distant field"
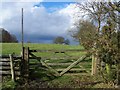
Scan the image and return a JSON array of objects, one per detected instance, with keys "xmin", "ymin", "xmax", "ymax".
[{"xmin": 1, "ymin": 43, "xmax": 84, "ymax": 55}]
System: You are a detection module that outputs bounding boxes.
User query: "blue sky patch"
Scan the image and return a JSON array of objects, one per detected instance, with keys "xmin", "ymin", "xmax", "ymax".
[{"xmin": 34, "ymin": 2, "xmax": 76, "ymax": 13}]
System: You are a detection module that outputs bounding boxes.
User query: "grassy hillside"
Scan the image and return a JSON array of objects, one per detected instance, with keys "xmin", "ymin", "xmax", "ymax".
[
  {"xmin": 1, "ymin": 43, "xmax": 84, "ymax": 55},
  {"xmin": 1, "ymin": 43, "xmax": 114, "ymax": 88}
]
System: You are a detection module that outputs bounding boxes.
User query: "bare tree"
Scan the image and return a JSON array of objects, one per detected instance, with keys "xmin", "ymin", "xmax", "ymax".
[
  {"xmin": 75, "ymin": 1, "xmax": 120, "ymax": 85},
  {"xmin": 75, "ymin": 2, "xmax": 109, "ymax": 75},
  {"xmin": 77, "ymin": 2, "xmax": 107, "ymax": 32}
]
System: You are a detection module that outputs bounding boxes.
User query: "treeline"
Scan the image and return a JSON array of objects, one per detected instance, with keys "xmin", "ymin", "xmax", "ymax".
[
  {"xmin": 53, "ymin": 36, "xmax": 70, "ymax": 45},
  {"xmin": 0, "ymin": 28, "xmax": 18, "ymax": 43}
]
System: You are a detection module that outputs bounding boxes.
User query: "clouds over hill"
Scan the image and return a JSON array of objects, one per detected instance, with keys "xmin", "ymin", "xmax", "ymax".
[{"xmin": 0, "ymin": 1, "xmax": 81, "ymax": 44}]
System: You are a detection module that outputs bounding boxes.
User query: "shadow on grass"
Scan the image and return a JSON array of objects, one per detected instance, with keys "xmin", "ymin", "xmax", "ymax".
[{"xmin": 29, "ymin": 67, "xmax": 60, "ymax": 82}]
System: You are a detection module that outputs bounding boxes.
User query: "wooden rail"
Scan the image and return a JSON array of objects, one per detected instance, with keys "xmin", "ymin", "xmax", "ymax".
[
  {"xmin": 0, "ymin": 55, "xmax": 22, "ymax": 60},
  {"xmin": 60, "ymin": 55, "xmax": 88, "ymax": 76},
  {"xmin": 29, "ymin": 57, "xmax": 80, "ymax": 60},
  {"xmin": 1, "ymin": 47, "xmax": 90, "ymax": 81},
  {"xmin": 56, "ymin": 68, "xmax": 86, "ymax": 72},
  {"xmin": 29, "ymin": 49, "xmax": 86, "ymax": 53},
  {"xmin": 0, "ymin": 54, "xmax": 21, "ymax": 81},
  {"xmin": 44, "ymin": 63, "xmax": 72, "ymax": 66},
  {"xmin": 28, "ymin": 47, "xmax": 91, "ymax": 77}
]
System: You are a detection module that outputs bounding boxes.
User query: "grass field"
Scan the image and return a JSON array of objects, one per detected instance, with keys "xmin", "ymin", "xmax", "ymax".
[
  {"xmin": 1, "ymin": 43, "xmax": 114, "ymax": 89},
  {"xmin": 1, "ymin": 43, "xmax": 84, "ymax": 55}
]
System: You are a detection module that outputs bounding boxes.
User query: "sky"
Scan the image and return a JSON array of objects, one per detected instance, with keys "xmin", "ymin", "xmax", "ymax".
[{"xmin": 0, "ymin": 0, "xmax": 86, "ymax": 45}]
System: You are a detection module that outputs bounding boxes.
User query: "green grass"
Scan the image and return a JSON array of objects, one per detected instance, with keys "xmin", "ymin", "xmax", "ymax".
[
  {"xmin": 1, "ymin": 43, "xmax": 100, "ymax": 88},
  {"xmin": 1, "ymin": 43, "xmax": 84, "ymax": 55},
  {"xmin": 2, "ymin": 42, "xmax": 90, "ymax": 73},
  {"xmin": 1, "ymin": 76, "xmax": 17, "ymax": 89},
  {"xmin": 1, "ymin": 43, "xmax": 115, "ymax": 88}
]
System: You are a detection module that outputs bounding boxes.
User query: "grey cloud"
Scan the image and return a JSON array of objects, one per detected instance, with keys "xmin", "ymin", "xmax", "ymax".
[{"xmin": 1, "ymin": 3, "xmax": 79, "ymax": 44}]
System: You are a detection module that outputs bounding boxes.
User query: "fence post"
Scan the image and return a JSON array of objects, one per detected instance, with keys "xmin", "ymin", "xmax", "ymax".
[
  {"xmin": 21, "ymin": 47, "xmax": 23, "ymax": 78},
  {"xmin": 116, "ymin": 63, "xmax": 120, "ymax": 88},
  {"xmin": 21, "ymin": 47, "xmax": 29, "ymax": 82},
  {"xmin": 9, "ymin": 54, "xmax": 15, "ymax": 81},
  {"xmin": 91, "ymin": 54, "xmax": 98, "ymax": 75}
]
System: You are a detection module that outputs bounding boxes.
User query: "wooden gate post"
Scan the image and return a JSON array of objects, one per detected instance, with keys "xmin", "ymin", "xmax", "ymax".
[
  {"xmin": 116, "ymin": 64, "xmax": 120, "ymax": 88},
  {"xmin": 91, "ymin": 54, "xmax": 98, "ymax": 75},
  {"xmin": 21, "ymin": 47, "xmax": 29, "ymax": 81},
  {"xmin": 9, "ymin": 54, "xmax": 15, "ymax": 81}
]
